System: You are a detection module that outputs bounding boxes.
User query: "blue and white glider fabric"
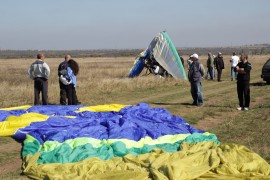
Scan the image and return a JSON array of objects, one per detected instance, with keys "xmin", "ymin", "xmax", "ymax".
[
  {"xmin": 128, "ymin": 50, "xmax": 149, "ymax": 78},
  {"xmin": 148, "ymin": 31, "xmax": 187, "ymax": 80}
]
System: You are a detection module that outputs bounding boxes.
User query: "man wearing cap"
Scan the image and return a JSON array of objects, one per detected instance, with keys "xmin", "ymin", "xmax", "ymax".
[{"xmin": 188, "ymin": 53, "xmax": 205, "ymax": 106}]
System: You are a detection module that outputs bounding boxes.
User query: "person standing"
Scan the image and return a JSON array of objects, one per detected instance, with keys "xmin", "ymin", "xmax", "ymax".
[
  {"xmin": 215, "ymin": 52, "xmax": 225, "ymax": 82},
  {"xmin": 187, "ymin": 55, "xmax": 193, "ymax": 70},
  {"xmin": 230, "ymin": 52, "xmax": 239, "ymax": 81},
  {"xmin": 188, "ymin": 53, "xmax": 205, "ymax": 106},
  {"xmin": 180, "ymin": 56, "xmax": 184, "ymax": 67},
  {"xmin": 213, "ymin": 55, "xmax": 216, "ymax": 78},
  {"xmin": 235, "ymin": 53, "xmax": 252, "ymax": 111},
  {"xmin": 28, "ymin": 53, "xmax": 50, "ymax": 105},
  {"xmin": 206, "ymin": 52, "xmax": 214, "ymax": 80},
  {"xmin": 65, "ymin": 59, "xmax": 81, "ymax": 105},
  {"xmin": 58, "ymin": 55, "xmax": 71, "ymax": 105}
]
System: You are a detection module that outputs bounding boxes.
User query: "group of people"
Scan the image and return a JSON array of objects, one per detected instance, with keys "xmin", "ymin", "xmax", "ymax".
[
  {"xmin": 28, "ymin": 52, "xmax": 252, "ymax": 111},
  {"xmin": 205, "ymin": 52, "xmax": 240, "ymax": 82},
  {"xmin": 28, "ymin": 53, "xmax": 80, "ymax": 105},
  {"xmin": 187, "ymin": 52, "xmax": 252, "ymax": 110},
  {"xmin": 205, "ymin": 52, "xmax": 225, "ymax": 81}
]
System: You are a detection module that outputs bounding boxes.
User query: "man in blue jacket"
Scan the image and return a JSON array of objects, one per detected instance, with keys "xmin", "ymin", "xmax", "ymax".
[{"xmin": 188, "ymin": 53, "xmax": 205, "ymax": 106}]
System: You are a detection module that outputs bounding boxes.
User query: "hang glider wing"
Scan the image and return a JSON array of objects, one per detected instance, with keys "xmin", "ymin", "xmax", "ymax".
[{"xmin": 147, "ymin": 31, "xmax": 187, "ymax": 80}]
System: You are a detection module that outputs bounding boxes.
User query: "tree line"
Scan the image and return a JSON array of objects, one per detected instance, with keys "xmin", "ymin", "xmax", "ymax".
[{"xmin": 0, "ymin": 44, "xmax": 269, "ymax": 59}]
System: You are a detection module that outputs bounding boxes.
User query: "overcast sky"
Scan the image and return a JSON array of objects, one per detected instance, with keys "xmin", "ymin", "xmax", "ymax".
[{"xmin": 1, "ymin": 0, "xmax": 270, "ymax": 50}]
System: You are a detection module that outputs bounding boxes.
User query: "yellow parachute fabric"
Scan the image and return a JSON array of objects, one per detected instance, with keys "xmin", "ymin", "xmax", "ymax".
[
  {"xmin": 0, "ymin": 105, "xmax": 31, "ymax": 111},
  {"xmin": 22, "ymin": 142, "xmax": 270, "ymax": 180},
  {"xmin": 0, "ymin": 113, "xmax": 48, "ymax": 136},
  {"xmin": 77, "ymin": 104, "xmax": 129, "ymax": 112}
]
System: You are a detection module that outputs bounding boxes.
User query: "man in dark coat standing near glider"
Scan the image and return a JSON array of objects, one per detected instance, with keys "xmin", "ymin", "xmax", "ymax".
[
  {"xmin": 188, "ymin": 53, "xmax": 205, "ymax": 106},
  {"xmin": 28, "ymin": 53, "xmax": 50, "ymax": 105},
  {"xmin": 214, "ymin": 52, "xmax": 225, "ymax": 82}
]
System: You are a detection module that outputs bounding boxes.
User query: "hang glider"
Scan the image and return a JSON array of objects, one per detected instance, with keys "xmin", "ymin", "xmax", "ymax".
[{"xmin": 129, "ymin": 31, "xmax": 187, "ymax": 80}]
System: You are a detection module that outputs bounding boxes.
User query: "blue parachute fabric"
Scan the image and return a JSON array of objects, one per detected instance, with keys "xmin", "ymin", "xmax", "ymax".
[
  {"xmin": 27, "ymin": 105, "xmax": 83, "ymax": 116},
  {"xmin": 0, "ymin": 110, "xmax": 28, "ymax": 122},
  {"xmin": 14, "ymin": 116, "xmax": 109, "ymax": 143},
  {"xmin": 13, "ymin": 103, "xmax": 204, "ymax": 144}
]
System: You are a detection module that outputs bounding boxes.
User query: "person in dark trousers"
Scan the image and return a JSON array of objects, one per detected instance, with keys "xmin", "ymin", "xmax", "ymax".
[
  {"xmin": 234, "ymin": 53, "xmax": 252, "ymax": 111},
  {"xmin": 214, "ymin": 52, "xmax": 224, "ymax": 81},
  {"xmin": 28, "ymin": 53, "xmax": 50, "ymax": 105},
  {"xmin": 65, "ymin": 59, "xmax": 80, "ymax": 105},
  {"xmin": 206, "ymin": 52, "xmax": 214, "ymax": 80},
  {"xmin": 58, "ymin": 55, "xmax": 71, "ymax": 105},
  {"xmin": 188, "ymin": 53, "xmax": 205, "ymax": 106},
  {"xmin": 180, "ymin": 56, "xmax": 184, "ymax": 67}
]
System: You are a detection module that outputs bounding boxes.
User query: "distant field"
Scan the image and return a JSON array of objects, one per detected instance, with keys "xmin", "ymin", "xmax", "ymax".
[{"xmin": 0, "ymin": 54, "xmax": 269, "ymax": 179}]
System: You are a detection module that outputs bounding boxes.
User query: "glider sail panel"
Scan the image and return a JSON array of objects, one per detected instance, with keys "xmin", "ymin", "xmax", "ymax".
[
  {"xmin": 128, "ymin": 50, "xmax": 149, "ymax": 78},
  {"xmin": 148, "ymin": 31, "xmax": 187, "ymax": 80}
]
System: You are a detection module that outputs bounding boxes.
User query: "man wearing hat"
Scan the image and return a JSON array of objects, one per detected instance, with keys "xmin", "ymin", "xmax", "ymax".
[{"xmin": 188, "ymin": 53, "xmax": 205, "ymax": 106}]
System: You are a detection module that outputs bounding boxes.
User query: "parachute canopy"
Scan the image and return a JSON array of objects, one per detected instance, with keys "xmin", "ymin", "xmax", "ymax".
[
  {"xmin": 1, "ymin": 104, "xmax": 270, "ymax": 179},
  {"xmin": 129, "ymin": 31, "xmax": 187, "ymax": 80}
]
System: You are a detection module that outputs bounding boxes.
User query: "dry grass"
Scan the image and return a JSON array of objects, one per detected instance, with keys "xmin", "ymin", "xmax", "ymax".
[{"xmin": 0, "ymin": 54, "xmax": 269, "ymax": 179}]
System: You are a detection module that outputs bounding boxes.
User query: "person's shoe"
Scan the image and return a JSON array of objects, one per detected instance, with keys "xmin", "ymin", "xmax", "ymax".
[
  {"xmin": 191, "ymin": 102, "xmax": 197, "ymax": 106},
  {"xmin": 237, "ymin": 107, "xmax": 243, "ymax": 111},
  {"xmin": 198, "ymin": 103, "xmax": 204, "ymax": 106},
  {"xmin": 244, "ymin": 107, "xmax": 249, "ymax": 111}
]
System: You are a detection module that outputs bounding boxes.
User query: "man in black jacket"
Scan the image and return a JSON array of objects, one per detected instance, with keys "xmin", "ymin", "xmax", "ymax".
[
  {"xmin": 234, "ymin": 53, "xmax": 252, "ymax": 111},
  {"xmin": 214, "ymin": 52, "xmax": 225, "ymax": 82},
  {"xmin": 58, "ymin": 55, "xmax": 71, "ymax": 105}
]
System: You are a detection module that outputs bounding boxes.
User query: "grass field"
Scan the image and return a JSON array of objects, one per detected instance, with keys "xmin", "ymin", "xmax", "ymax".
[{"xmin": 0, "ymin": 54, "xmax": 269, "ymax": 179}]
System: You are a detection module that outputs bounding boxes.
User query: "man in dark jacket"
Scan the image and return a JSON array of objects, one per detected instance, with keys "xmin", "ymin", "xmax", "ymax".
[
  {"xmin": 58, "ymin": 55, "xmax": 71, "ymax": 105},
  {"xmin": 215, "ymin": 52, "xmax": 225, "ymax": 82},
  {"xmin": 188, "ymin": 53, "xmax": 205, "ymax": 106},
  {"xmin": 234, "ymin": 53, "xmax": 252, "ymax": 111}
]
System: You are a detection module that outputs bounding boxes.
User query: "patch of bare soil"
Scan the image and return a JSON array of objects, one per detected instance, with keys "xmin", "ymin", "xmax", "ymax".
[
  {"xmin": 194, "ymin": 116, "xmax": 225, "ymax": 131},
  {"xmin": 0, "ymin": 141, "xmax": 22, "ymax": 153},
  {"xmin": 0, "ymin": 156, "xmax": 22, "ymax": 174},
  {"xmin": 0, "ymin": 140, "xmax": 23, "ymax": 176}
]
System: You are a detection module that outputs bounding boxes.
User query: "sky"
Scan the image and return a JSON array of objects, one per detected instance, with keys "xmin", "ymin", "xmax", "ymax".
[{"xmin": 1, "ymin": 0, "xmax": 270, "ymax": 50}]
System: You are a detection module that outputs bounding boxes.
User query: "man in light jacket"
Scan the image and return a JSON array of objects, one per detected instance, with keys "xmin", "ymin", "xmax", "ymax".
[{"xmin": 28, "ymin": 53, "xmax": 50, "ymax": 105}]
